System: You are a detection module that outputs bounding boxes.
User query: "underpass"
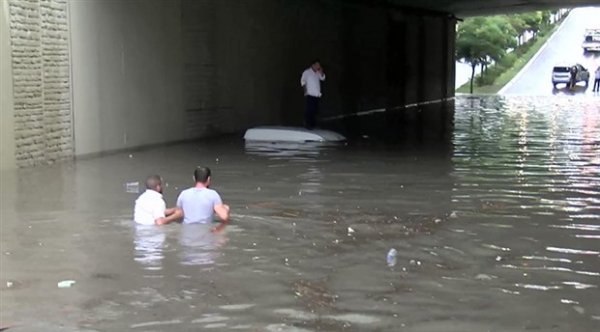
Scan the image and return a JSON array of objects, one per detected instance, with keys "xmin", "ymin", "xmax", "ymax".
[
  {"xmin": 1, "ymin": 2, "xmax": 600, "ymax": 330},
  {"xmin": 3, "ymin": 0, "xmax": 600, "ymax": 169}
]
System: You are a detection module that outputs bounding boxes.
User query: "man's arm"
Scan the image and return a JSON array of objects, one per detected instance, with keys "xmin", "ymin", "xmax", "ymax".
[
  {"xmin": 318, "ymin": 69, "xmax": 325, "ymax": 81},
  {"xmin": 156, "ymin": 207, "xmax": 183, "ymax": 225},
  {"xmin": 212, "ymin": 204, "xmax": 230, "ymax": 232},
  {"xmin": 300, "ymin": 72, "xmax": 307, "ymax": 95},
  {"xmin": 214, "ymin": 204, "xmax": 230, "ymax": 222}
]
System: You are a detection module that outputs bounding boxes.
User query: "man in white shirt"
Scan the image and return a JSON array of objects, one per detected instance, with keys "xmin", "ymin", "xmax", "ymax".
[
  {"xmin": 300, "ymin": 60, "xmax": 326, "ymax": 129},
  {"xmin": 177, "ymin": 167, "xmax": 230, "ymax": 232},
  {"xmin": 594, "ymin": 66, "xmax": 600, "ymax": 92},
  {"xmin": 134, "ymin": 175, "xmax": 182, "ymax": 225}
]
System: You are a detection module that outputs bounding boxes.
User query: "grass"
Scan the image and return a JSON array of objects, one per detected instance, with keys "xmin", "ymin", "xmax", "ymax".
[{"xmin": 456, "ymin": 23, "xmax": 561, "ymax": 94}]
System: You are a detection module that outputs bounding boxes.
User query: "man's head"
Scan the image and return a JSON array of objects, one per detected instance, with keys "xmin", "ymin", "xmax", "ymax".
[
  {"xmin": 145, "ymin": 175, "xmax": 163, "ymax": 193},
  {"xmin": 311, "ymin": 59, "xmax": 321, "ymax": 72},
  {"xmin": 194, "ymin": 166, "xmax": 211, "ymax": 186}
]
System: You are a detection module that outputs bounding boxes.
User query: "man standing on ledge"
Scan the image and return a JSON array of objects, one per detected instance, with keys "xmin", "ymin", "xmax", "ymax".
[
  {"xmin": 300, "ymin": 59, "xmax": 326, "ymax": 129},
  {"xmin": 177, "ymin": 166, "xmax": 230, "ymax": 232}
]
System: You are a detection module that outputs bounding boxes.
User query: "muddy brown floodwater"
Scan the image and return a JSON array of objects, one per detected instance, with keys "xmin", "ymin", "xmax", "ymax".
[{"xmin": 1, "ymin": 95, "xmax": 599, "ymax": 331}]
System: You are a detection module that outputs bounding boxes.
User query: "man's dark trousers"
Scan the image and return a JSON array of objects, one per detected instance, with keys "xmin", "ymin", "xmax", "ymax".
[{"xmin": 305, "ymin": 96, "xmax": 319, "ymax": 129}]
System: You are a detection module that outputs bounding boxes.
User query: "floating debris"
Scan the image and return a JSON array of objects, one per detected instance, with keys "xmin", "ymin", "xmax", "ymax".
[
  {"xmin": 347, "ymin": 227, "xmax": 355, "ymax": 236},
  {"xmin": 475, "ymin": 274, "xmax": 495, "ymax": 281},
  {"xmin": 125, "ymin": 181, "xmax": 140, "ymax": 193},
  {"xmin": 57, "ymin": 280, "xmax": 76, "ymax": 288},
  {"xmin": 386, "ymin": 249, "xmax": 398, "ymax": 267}
]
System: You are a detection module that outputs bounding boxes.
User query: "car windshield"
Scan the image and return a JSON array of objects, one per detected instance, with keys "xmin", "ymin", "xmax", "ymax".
[{"xmin": 553, "ymin": 67, "xmax": 570, "ymax": 73}]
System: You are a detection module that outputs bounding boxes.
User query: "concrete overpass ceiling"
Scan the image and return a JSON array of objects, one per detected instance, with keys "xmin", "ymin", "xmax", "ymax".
[{"xmin": 384, "ymin": 0, "xmax": 600, "ymax": 16}]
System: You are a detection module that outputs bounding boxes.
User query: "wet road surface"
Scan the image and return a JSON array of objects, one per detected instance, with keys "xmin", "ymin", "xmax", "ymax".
[
  {"xmin": 502, "ymin": 7, "xmax": 600, "ymax": 96},
  {"xmin": 1, "ymin": 95, "xmax": 599, "ymax": 331}
]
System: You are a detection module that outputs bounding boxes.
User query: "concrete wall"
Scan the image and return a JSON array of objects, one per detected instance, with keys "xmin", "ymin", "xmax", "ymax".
[
  {"xmin": 181, "ymin": 0, "xmax": 347, "ymax": 134},
  {"xmin": 1, "ymin": 0, "xmax": 16, "ymax": 170},
  {"xmin": 70, "ymin": 0, "xmax": 184, "ymax": 156}
]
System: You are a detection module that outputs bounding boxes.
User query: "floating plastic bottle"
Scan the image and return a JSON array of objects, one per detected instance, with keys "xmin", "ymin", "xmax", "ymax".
[
  {"xmin": 57, "ymin": 280, "xmax": 76, "ymax": 288},
  {"xmin": 386, "ymin": 248, "xmax": 398, "ymax": 267}
]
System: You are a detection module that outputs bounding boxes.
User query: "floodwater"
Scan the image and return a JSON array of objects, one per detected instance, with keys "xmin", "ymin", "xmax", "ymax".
[{"xmin": 1, "ymin": 96, "xmax": 599, "ymax": 331}]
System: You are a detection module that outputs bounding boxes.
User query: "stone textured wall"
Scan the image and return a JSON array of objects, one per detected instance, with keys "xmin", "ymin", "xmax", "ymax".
[{"xmin": 8, "ymin": 0, "xmax": 72, "ymax": 167}]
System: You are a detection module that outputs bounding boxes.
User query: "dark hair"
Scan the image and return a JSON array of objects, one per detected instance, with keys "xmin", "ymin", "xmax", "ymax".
[
  {"xmin": 312, "ymin": 59, "xmax": 320, "ymax": 65},
  {"xmin": 194, "ymin": 166, "xmax": 211, "ymax": 183},
  {"xmin": 145, "ymin": 175, "xmax": 162, "ymax": 190}
]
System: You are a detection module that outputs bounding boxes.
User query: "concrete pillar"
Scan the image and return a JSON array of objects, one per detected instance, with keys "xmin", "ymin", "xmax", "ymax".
[
  {"xmin": 70, "ymin": 0, "xmax": 184, "ymax": 156},
  {"xmin": 1, "ymin": 0, "xmax": 16, "ymax": 170},
  {"xmin": 3, "ymin": 0, "xmax": 73, "ymax": 167}
]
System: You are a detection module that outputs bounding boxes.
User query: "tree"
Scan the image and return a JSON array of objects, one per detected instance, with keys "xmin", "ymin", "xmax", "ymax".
[
  {"xmin": 456, "ymin": 16, "xmax": 517, "ymax": 93},
  {"xmin": 540, "ymin": 11, "xmax": 551, "ymax": 27},
  {"xmin": 456, "ymin": 18, "xmax": 485, "ymax": 93},
  {"xmin": 520, "ymin": 12, "xmax": 544, "ymax": 38},
  {"xmin": 506, "ymin": 15, "xmax": 528, "ymax": 45}
]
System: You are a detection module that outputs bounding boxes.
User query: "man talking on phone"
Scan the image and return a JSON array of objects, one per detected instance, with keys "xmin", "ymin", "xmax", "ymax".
[{"xmin": 300, "ymin": 59, "xmax": 326, "ymax": 129}]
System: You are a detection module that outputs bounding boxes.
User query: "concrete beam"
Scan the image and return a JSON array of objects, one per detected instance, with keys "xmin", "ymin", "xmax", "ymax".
[{"xmin": 383, "ymin": 0, "xmax": 600, "ymax": 16}]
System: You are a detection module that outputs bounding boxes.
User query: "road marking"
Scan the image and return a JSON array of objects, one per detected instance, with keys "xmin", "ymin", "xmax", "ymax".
[{"xmin": 499, "ymin": 11, "xmax": 574, "ymax": 94}]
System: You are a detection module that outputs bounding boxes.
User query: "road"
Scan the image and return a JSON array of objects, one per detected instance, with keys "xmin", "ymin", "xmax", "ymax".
[{"xmin": 501, "ymin": 7, "xmax": 600, "ymax": 96}]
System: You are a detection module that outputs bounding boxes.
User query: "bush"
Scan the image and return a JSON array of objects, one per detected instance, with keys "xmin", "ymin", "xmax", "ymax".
[{"xmin": 476, "ymin": 52, "xmax": 517, "ymax": 86}]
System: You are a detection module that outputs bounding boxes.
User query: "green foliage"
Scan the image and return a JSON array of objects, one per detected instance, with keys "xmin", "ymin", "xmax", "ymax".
[
  {"xmin": 457, "ymin": 16, "xmax": 516, "ymax": 63},
  {"xmin": 456, "ymin": 15, "xmax": 518, "ymax": 92},
  {"xmin": 506, "ymin": 15, "xmax": 527, "ymax": 36},
  {"xmin": 520, "ymin": 11, "xmax": 544, "ymax": 35},
  {"xmin": 456, "ymin": 10, "xmax": 556, "ymax": 93}
]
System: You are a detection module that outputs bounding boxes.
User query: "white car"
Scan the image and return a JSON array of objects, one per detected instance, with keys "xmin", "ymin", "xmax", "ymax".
[
  {"xmin": 552, "ymin": 64, "xmax": 590, "ymax": 88},
  {"xmin": 582, "ymin": 28, "xmax": 600, "ymax": 53}
]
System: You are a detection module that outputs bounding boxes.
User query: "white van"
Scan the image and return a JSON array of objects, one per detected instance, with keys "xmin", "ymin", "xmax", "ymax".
[{"xmin": 582, "ymin": 28, "xmax": 600, "ymax": 53}]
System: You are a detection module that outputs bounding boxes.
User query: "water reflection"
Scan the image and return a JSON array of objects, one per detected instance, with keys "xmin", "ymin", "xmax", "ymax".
[
  {"xmin": 244, "ymin": 141, "xmax": 334, "ymax": 200},
  {"xmin": 244, "ymin": 141, "xmax": 339, "ymax": 160},
  {"xmin": 452, "ymin": 96, "xmax": 600, "ymax": 318},
  {"xmin": 133, "ymin": 224, "xmax": 166, "ymax": 270},
  {"xmin": 552, "ymin": 85, "xmax": 589, "ymax": 95},
  {"xmin": 4, "ymin": 95, "xmax": 600, "ymax": 330},
  {"xmin": 178, "ymin": 224, "xmax": 227, "ymax": 266}
]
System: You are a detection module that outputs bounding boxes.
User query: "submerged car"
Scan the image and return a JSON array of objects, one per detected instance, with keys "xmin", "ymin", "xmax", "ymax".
[{"xmin": 552, "ymin": 64, "xmax": 589, "ymax": 88}]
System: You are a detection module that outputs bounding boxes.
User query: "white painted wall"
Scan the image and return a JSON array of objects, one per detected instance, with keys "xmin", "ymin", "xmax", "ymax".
[
  {"xmin": 70, "ymin": 0, "xmax": 184, "ymax": 156},
  {"xmin": 1, "ymin": 0, "xmax": 15, "ymax": 170}
]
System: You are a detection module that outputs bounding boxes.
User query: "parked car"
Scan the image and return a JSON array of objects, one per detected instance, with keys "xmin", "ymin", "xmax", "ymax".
[
  {"xmin": 582, "ymin": 28, "xmax": 600, "ymax": 53},
  {"xmin": 552, "ymin": 64, "xmax": 589, "ymax": 88}
]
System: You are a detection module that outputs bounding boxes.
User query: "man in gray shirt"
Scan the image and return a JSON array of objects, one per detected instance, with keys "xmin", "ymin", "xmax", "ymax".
[{"xmin": 177, "ymin": 166, "xmax": 230, "ymax": 232}]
